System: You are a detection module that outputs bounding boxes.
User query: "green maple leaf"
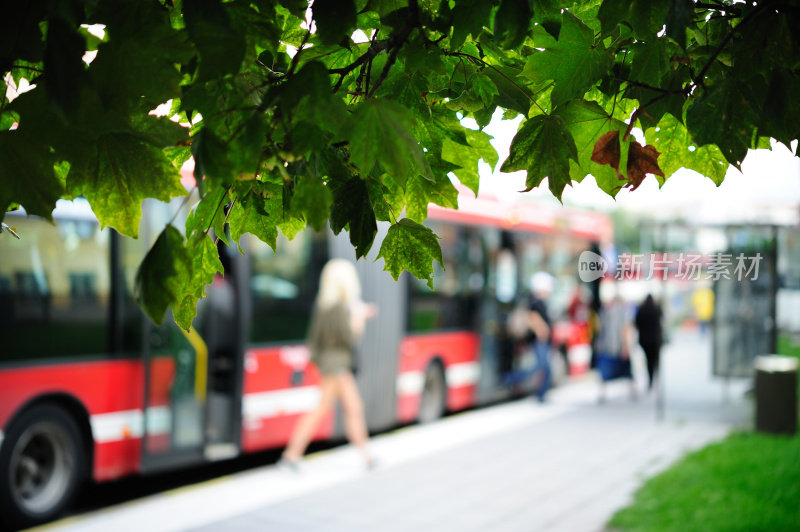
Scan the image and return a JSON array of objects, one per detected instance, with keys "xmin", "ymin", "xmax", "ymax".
[
  {"xmin": 553, "ymin": 100, "xmax": 627, "ymax": 196},
  {"xmin": 666, "ymin": 0, "xmax": 692, "ymax": 49},
  {"xmin": 183, "ymin": 0, "xmax": 246, "ymax": 81},
  {"xmin": 174, "ymin": 226, "xmax": 224, "ymax": 330},
  {"xmin": 341, "ymin": 100, "xmax": 433, "ymax": 186},
  {"xmin": 467, "ymin": 129, "xmax": 499, "ymax": 169},
  {"xmin": 402, "ymin": 35, "xmax": 446, "ymax": 77},
  {"xmin": 91, "ymin": 0, "xmax": 192, "ymax": 109},
  {"xmin": 494, "ymin": 0, "xmax": 533, "ymax": 50},
  {"xmin": 532, "ymin": 0, "xmax": 563, "ymax": 38},
  {"xmin": 279, "ymin": 215, "xmax": 306, "ymax": 240},
  {"xmin": 186, "ymin": 184, "xmax": 230, "ymax": 244},
  {"xmin": 522, "ymin": 12, "xmax": 614, "ymax": 106},
  {"xmin": 43, "ymin": 17, "xmax": 86, "ymax": 118},
  {"xmin": 597, "ymin": 0, "xmax": 668, "ymax": 40},
  {"xmin": 500, "ymin": 114, "xmax": 578, "ymax": 200},
  {"xmin": 367, "ymin": 174, "xmax": 404, "ymax": 223},
  {"xmin": 227, "ymin": 182, "xmax": 284, "ymax": 250},
  {"xmin": 438, "ymin": 128, "xmax": 498, "ymax": 197},
  {"xmin": 419, "ymin": 109, "xmax": 468, "ymax": 158},
  {"xmin": 278, "ymin": 0, "xmax": 307, "ymax": 18},
  {"xmin": 629, "ymin": 41, "xmax": 670, "ymax": 88},
  {"xmin": 290, "ymin": 173, "xmax": 333, "ymax": 232},
  {"xmin": 404, "ymin": 171, "xmax": 459, "ymax": 223},
  {"xmin": 378, "ymin": 70, "xmax": 431, "ymax": 118},
  {"xmin": 271, "ymin": 62, "xmax": 345, "ymax": 136},
  {"xmin": 647, "ymin": 114, "xmax": 729, "ymax": 186},
  {"xmin": 442, "ymin": 137, "xmax": 481, "ymax": 196},
  {"xmin": 451, "ymin": 0, "xmax": 493, "ymax": 50},
  {"xmin": 329, "ymin": 175, "xmax": 377, "ymax": 259},
  {"xmin": 757, "ymin": 68, "xmax": 800, "ymax": 153},
  {"xmin": 686, "ymin": 78, "xmax": 758, "ymax": 169},
  {"xmin": 0, "ymin": 131, "xmax": 64, "ymax": 221},
  {"xmin": 311, "ymin": 0, "xmax": 357, "ymax": 46},
  {"xmin": 624, "ymin": 69, "xmax": 687, "ymax": 131},
  {"xmin": 134, "ymin": 225, "xmax": 190, "ymax": 325},
  {"xmin": 192, "ymin": 127, "xmax": 235, "ymax": 190},
  {"xmin": 482, "ymin": 65, "xmax": 533, "ymax": 116},
  {"xmin": 68, "ymin": 131, "xmax": 187, "ymax": 237},
  {"xmin": 377, "ymin": 218, "xmax": 443, "ymax": 290},
  {"xmin": 441, "ymin": 129, "xmax": 498, "ymax": 197},
  {"xmin": 471, "ymin": 74, "xmax": 500, "ymax": 107}
]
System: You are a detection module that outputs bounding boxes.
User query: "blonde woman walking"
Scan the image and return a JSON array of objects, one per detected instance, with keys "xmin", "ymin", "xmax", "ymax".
[{"xmin": 281, "ymin": 259, "xmax": 377, "ymax": 469}]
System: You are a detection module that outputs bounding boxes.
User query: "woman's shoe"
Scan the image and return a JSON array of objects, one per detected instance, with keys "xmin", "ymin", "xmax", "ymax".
[{"xmin": 277, "ymin": 456, "xmax": 301, "ymax": 473}]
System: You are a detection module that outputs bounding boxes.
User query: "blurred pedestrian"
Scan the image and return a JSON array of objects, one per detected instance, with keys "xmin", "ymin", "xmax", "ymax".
[
  {"xmin": 635, "ymin": 294, "xmax": 663, "ymax": 391},
  {"xmin": 281, "ymin": 259, "xmax": 377, "ymax": 470},
  {"xmin": 528, "ymin": 272, "xmax": 554, "ymax": 403},
  {"xmin": 692, "ymin": 287, "xmax": 714, "ymax": 335},
  {"xmin": 596, "ymin": 284, "xmax": 635, "ymax": 402}
]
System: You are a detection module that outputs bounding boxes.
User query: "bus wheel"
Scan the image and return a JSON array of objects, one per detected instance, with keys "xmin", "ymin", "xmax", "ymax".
[
  {"xmin": 418, "ymin": 362, "xmax": 446, "ymax": 424},
  {"xmin": 0, "ymin": 404, "xmax": 86, "ymax": 529}
]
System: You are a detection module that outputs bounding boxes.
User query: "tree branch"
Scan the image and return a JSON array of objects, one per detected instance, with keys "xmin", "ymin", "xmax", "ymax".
[
  {"xmin": 330, "ymin": 39, "xmax": 391, "ymax": 79},
  {"xmin": 443, "ymin": 50, "xmax": 544, "ymax": 113},
  {"xmin": 366, "ymin": 1, "xmax": 417, "ymax": 97},
  {"xmin": 363, "ymin": 31, "xmax": 377, "ymax": 95},
  {"xmin": 694, "ymin": 2, "xmax": 742, "ymax": 16},
  {"xmin": 694, "ymin": 1, "xmax": 769, "ymax": 89},
  {"xmin": 618, "ymin": 78, "xmax": 687, "ymax": 96},
  {"xmin": 10, "ymin": 63, "xmax": 44, "ymax": 74},
  {"xmin": 286, "ymin": 28, "xmax": 312, "ymax": 78},
  {"xmin": 625, "ymin": 92, "xmax": 674, "ymax": 140},
  {"xmin": 367, "ymin": 44, "xmax": 402, "ymax": 97}
]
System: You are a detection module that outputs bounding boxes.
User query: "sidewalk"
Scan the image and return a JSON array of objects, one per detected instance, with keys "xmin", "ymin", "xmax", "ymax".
[{"xmin": 40, "ymin": 329, "xmax": 752, "ymax": 532}]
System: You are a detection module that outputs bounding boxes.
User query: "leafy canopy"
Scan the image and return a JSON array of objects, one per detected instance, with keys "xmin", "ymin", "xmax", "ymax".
[{"xmin": 2, "ymin": 0, "xmax": 799, "ymax": 328}]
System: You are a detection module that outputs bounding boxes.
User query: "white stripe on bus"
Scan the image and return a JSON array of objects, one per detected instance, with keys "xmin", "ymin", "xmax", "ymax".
[
  {"xmin": 82, "ymin": 366, "xmax": 480, "ymax": 446},
  {"xmin": 445, "ymin": 362, "xmax": 480, "ymax": 387},
  {"xmin": 396, "ymin": 372, "xmax": 425, "ymax": 396},
  {"xmin": 242, "ymin": 386, "xmax": 321, "ymax": 420},
  {"xmin": 90, "ymin": 407, "xmax": 171, "ymax": 443},
  {"xmin": 87, "ymin": 388, "xmax": 321, "ymax": 446},
  {"xmin": 397, "ymin": 361, "xmax": 481, "ymax": 397}
]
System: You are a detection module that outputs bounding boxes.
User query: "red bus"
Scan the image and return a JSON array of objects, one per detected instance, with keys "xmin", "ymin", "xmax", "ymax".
[{"xmin": 0, "ymin": 183, "xmax": 610, "ymax": 528}]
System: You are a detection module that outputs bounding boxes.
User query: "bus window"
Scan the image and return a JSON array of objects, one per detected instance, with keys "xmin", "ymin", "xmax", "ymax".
[
  {"xmin": 117, "ymin": 197, "xmax": 190, "ymax": 356},
  {"xmin": 119, "ymin": 228, "xmax": 149, "ymax": 355},
  {"xmin": 243, "ymin": 231, "xmax": 327, "ymax": 344},
  {"xmin": 0, "ymin": 211, "xmax": 111, "ymax": 362},
  {"xmin": 519, "ymin": 235, "xmax": 545, "ymax": 286},
  {"xmin": 487, "ymin": 230, "xmax": 518, "ymax": 305},
  {"xmin": 407, "ymin": 222, "xmax": 485, "ymax": 332}
]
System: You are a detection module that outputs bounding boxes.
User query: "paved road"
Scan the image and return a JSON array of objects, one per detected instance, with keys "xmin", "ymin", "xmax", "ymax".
[{"xmin": 35, "ymin": 329, "xmax": 752, "ymax": 532}]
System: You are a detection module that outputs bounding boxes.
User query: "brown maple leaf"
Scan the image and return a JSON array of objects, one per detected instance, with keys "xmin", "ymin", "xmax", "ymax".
[
  {"xmin": 625, "ymin": 141, "xmax": 664, "ymax": 191},
  {"xmin": 590, "ymin": 130, "xmax": 621, "ymax": 177}
]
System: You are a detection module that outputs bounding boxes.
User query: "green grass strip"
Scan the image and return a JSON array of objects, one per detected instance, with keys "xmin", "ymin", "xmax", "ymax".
[{"xmin": 609, "ymin": 432, "xmax": 800, "ymax": 532}]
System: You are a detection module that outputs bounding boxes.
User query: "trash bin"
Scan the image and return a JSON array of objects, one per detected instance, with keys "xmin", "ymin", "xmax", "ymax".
[{"xmin": 754, "ymin": 355, "xmax": 798, "ymax": 435}]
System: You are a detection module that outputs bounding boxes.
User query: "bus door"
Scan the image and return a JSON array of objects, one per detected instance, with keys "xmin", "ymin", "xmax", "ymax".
[
  {"xmin": 196, "ymin": 246, "xmax": 245, "ymax": 460},
  {"xmin": 140, "ymin": 316, "xmax": 207, "ymax": 472},
  {"xmin": 134, "ymin": 206, "xmax": 241, "ymax": 472},
  {"xmin": 476, "ymin": 229, "xmax": 518, "ymax": 402},
  {"xmin": 140, "ymin": 281, "xmax": 243, "ymax": 472}
]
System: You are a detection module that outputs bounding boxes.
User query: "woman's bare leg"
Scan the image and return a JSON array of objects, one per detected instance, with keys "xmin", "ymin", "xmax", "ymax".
[
  {"xmin": 283, "ymin": 375, "xmax": 337, "ymax": 461},
  {"xmin": 337, "ymin": 372, "xmax": 371, "ymax": 462}
]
